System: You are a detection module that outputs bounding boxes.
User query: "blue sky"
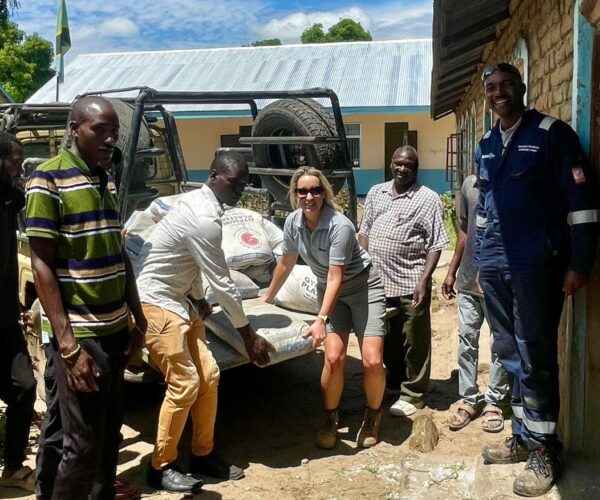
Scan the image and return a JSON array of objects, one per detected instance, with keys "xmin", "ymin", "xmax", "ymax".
[{"xmin": 13, "ymin": 0, "xmax": 432, "ymax": 63}]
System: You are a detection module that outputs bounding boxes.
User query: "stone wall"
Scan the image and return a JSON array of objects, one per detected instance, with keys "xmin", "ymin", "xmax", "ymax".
[{"xmin": 455, "ymin": 0, "xmax": 575, "ymax": 138}]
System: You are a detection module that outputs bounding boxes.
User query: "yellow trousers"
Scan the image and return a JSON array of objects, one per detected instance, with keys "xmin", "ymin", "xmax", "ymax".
[{"xmin": 142, "ymin": 303, "xmax": 220, "ymax": 469}]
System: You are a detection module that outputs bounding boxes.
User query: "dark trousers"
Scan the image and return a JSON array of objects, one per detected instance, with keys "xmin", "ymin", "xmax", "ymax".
[
  {"xmin": 0, "ymin": 320, "xmax": 36, "ymax": 471},
  {"xmin": 38, "ymin": 331, "xmax": 127, "ymax": 500},
  {"xmin": 35, "ymin": 344, "xmax": 64, "ymax": 498},
  {"xmin": 384, "ymin": 292, "xmax": 432, "ymax": 403},
  {"xmin": 480, "ymin": 265, "xmax": 564, "ymax": 454}
]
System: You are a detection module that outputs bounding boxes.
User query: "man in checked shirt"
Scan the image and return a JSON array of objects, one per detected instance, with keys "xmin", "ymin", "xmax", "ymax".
[{"xmin": 358, "ymin": 146, "xmax": 449, "ymax": 417}]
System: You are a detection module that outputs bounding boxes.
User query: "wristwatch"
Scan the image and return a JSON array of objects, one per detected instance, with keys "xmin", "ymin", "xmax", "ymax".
[{"xmin": 317, "ymin": 314, "xmax": 330, "ymax": 324}]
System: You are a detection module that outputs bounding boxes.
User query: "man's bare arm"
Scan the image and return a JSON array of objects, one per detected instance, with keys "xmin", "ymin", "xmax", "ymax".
[
  {"xmin": 442, "ymin": 222, "xmax": 467, "ymax": 300},
  {"xmin": 30, "ymin": 237, "xmax": 99, "ymax": 392},
  {"xmin": 413, "ymin": 250, "xmax": 442, "ymax": 308},
  {"xmin": 357, "ymin": 233, "xmax": 369, "ymax": 251}
]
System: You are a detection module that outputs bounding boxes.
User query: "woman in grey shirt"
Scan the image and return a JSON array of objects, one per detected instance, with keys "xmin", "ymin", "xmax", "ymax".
[{"xmin": 259, "ymin": 167, "xmax": 387, "ymax": 450}]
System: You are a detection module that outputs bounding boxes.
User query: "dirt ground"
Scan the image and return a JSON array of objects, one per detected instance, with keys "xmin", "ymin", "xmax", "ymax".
[{"xmin": 2, "ymin": 250, "xmax": 599, "ymax": 499}]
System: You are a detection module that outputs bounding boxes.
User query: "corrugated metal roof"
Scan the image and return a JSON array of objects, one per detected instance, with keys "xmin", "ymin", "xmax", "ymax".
[{"xmin": 27, "ymin": 40, "xmax": 433, "ymax": 113}]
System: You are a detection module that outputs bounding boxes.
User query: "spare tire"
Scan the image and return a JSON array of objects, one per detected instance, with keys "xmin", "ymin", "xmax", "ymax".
[{"xmin": 252, "ymin": 98, "xmax": 348, "ymax": 203}]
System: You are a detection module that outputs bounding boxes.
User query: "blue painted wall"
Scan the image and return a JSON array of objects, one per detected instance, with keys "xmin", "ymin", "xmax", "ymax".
[
  {"xmin": 188, "ymin": 170, "xmax": 210, "ymax": 183},
  {"xmin": 188, "ymin": 167, "xmax": 452, "ymax": 196}
]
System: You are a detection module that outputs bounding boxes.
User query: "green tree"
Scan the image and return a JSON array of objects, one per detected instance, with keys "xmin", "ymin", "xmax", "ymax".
[
  {"xmin": 301, "ymin": 19, "xmax": 372, "ymax": 44},
  {"xmin": 0, "ymin": 22, "xmax": 54, "ymax": 101},
  {"xmin": 327, "ymin": 19, "xmax": 372, "ymax": 42},
  {"xmin": 251, "ymin": 38, "xmax": 282, "ymax": 47},
  {"xmin": 301, "ymin": 23, "xmax": 327, "ymax": 43}
]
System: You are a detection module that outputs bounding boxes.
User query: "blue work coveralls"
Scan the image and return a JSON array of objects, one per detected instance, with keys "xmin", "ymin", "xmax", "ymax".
[{"xmin": 474, "ymin": 109, "xmax": 599, "ymax": 453}]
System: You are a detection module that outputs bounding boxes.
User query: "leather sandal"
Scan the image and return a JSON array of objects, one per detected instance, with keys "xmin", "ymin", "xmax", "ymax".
[
  {"xmin": 0, "ymin": 465, "xmax": 36, "ymax": 492},
  {"xmin": 481, "ymin": 404, "xmax": 505, "ymax": 433},
  {"xmin": 449, "ymin": 402, "xmax": 479, "ymax": 431}
]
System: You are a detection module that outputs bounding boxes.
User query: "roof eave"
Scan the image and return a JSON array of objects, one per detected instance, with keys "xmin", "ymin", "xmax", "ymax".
[{"xmin": 430, "ymin": 0, "xmax": 511, "ymax": 120}]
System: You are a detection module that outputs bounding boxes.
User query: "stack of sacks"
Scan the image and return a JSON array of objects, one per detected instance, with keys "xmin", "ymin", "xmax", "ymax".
[
  {"xmin": 127, "ymin": 197, "xmax": 319, "ymax": 316},
  {"xmin": 123, "ymin": 194, "xmax": 185, "ymax": 261},
  {"xmin": 200, "ymin": 269, "xmax": 259, "ymax": 303},
  {"xmin": 221, "ymin": 208, "xmax": 283, "ymax": 286},
  {"xmin": 274, "ymin": 265, "xmax": 319, "ymax": 314},
  {"xmin": 123, "ymin": 210, "xmax": 157, "ymax": 262},
  {"xmin": 204, "ymin": 300, "xmax": 314, "ymax": 366}
]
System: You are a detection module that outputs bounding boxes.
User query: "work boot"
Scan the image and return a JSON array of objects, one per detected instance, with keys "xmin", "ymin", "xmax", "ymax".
[
  {"xmin": 189, "ymin": 450, "xmax": 245, "ymax": 481},
  {"xmin": 357, "ymin": 406, "xmax": 382, "ymax": 448},
  {"xmin": 482, "ymin": 436, "xmax": 529, "ymax": 464},
  {"xmin": 513, "ymin": 447, "xmax": 559, "ymax": 497},
  {"xmin": 316, "ymin": 409, "xmax": 339, "ymax": 449}
]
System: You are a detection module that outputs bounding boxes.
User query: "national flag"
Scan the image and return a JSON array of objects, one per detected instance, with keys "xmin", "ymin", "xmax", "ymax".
[{"xmin": 56, "ymin": 0, "xmax": 71, "ymax": 84}]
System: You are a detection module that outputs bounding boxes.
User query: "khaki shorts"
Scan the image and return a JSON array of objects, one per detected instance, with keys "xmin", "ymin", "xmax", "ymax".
[{"xmin": 317, "ymin": 265, "xmax": 387, "ymax": 337}]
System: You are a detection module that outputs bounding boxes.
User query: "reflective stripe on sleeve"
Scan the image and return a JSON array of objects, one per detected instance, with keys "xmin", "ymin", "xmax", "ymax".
[
  {"xmin": 539, "ymin": 116, "xmax": 557, "ymax": 130},
  {"xmin": 476, "ymin": 214, "xmax": 487, "ymax": 228},
  {"xmin": 567, "ymin": 209, "xmax": 600, "ymax": 225}
]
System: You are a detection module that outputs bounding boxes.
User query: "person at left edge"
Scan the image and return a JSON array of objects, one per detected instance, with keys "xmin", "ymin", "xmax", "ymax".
[{"xmin": 0, "ymin": 131, "xmax": 37, "ymax": 493}]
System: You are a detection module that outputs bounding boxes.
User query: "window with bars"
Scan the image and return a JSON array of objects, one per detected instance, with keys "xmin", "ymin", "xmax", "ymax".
[{"xmin": 345, "ymin": 123, "xmax": 361, "ymax": 167}]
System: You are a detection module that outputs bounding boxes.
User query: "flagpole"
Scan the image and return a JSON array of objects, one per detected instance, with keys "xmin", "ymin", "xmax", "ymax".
[{"xmin": 55, "ymin": 0, "xmax": 71, "ymax": 103}]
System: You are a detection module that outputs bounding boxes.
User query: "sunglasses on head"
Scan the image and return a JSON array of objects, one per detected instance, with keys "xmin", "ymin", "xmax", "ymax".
[
  {"xmin": 295, "ymin": 186, "xmax": 324, "ymax": 197},
  {"xmin": 481, "ymin": 63, "xmax": 522, "ymax": 82}
]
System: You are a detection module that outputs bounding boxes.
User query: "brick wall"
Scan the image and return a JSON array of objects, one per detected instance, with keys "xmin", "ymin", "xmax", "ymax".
[{"xmin": 456, "ymin": 0, "xmax": 575, "ymax": 137}]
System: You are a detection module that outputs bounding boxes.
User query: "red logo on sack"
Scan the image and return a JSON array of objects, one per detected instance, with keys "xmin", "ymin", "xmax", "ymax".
[
  {"xmin": 241, "ymin": 231, "xmax": 260, "ymax": 247},
  {"xmin": 572, "ymin": 166, "xmax": 586, "ymax": 185}
]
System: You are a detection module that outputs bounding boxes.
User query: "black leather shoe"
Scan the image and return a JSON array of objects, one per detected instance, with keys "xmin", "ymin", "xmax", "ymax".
[
  {"xmin": 146, "ymin": 463, "xmax": 204, "ymax": 493},
  {"xmin": 189, "ymin": 450, "xmax": 245, "ymax": 480}
]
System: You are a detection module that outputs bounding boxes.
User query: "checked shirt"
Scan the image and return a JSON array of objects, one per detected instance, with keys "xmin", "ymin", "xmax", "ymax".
[{"xmin": 359, "ymin": 181, "xmax": 448, "ymax": 297}]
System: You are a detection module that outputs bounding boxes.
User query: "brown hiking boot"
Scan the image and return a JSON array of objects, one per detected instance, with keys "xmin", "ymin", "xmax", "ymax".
[
  {"xmin": 513, "ymin": 447, "xmax": 559, "ymax": 497},
  {"xmin": 357, "ymin": 407, "xmax": 382, "ymax": 448},
  {"xmin": 482, "ymin": 436, "xmax": 529, "ymax": 464},
  {"xmin": 316, "ymin": 409, "xmax": 339, "ymax": 449}
]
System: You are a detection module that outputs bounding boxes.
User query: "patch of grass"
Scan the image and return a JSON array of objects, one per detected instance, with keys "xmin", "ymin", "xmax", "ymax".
[{"xmin": 440, "ymin": 191, "xmax": 457, "ymax": 250}]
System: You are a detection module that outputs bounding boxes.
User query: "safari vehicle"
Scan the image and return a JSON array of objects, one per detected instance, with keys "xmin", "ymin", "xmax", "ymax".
[{"xmin": 3, "ymin": 87, "xmax": 359, "ymax": 387}]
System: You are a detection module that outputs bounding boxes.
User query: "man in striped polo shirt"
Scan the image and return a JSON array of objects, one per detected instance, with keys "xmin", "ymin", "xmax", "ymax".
[{"xmin": 26, "ymin": 96, "xmax": 146, "ymax": 500}]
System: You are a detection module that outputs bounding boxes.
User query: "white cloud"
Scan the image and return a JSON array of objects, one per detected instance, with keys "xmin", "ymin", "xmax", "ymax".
[
  {"xmin": 369, "ymin": 0, "xmax": 432, "ymax": 39},
  {"xmin": 77, "ymin": 17, "xmax": 140, "ymax": 43},
  {"xmin": 102, "ymin": 18, "xmax": 140, "ymax": 38}
]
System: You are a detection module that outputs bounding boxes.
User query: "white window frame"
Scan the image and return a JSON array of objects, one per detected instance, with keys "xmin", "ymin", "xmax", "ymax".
[{"xmin": 345, "ymin": 123, "xmax": 361, "ymax": 167}]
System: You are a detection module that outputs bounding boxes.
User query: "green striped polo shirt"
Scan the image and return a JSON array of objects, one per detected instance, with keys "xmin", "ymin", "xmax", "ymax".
[{"xmin": 25, "ymin": 147, "xmax": 129, "ymax": 338}]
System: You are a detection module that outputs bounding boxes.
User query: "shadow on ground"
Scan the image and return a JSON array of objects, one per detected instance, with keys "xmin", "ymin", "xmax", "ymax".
[{"xmin": 121, "ymin": 349, "xmax": 414, "ymax": 472}]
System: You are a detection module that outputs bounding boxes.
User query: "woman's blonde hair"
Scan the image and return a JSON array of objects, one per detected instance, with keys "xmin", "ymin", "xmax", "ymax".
[{"xmin": 288, "ymin": 167, "xmax": 341, "ymax": 212}]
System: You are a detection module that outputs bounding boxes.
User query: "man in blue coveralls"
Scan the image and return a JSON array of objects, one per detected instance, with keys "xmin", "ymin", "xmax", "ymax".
[{"xmin": 475, "ymin": 63, "xmax": 599, "ymax": 497}]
